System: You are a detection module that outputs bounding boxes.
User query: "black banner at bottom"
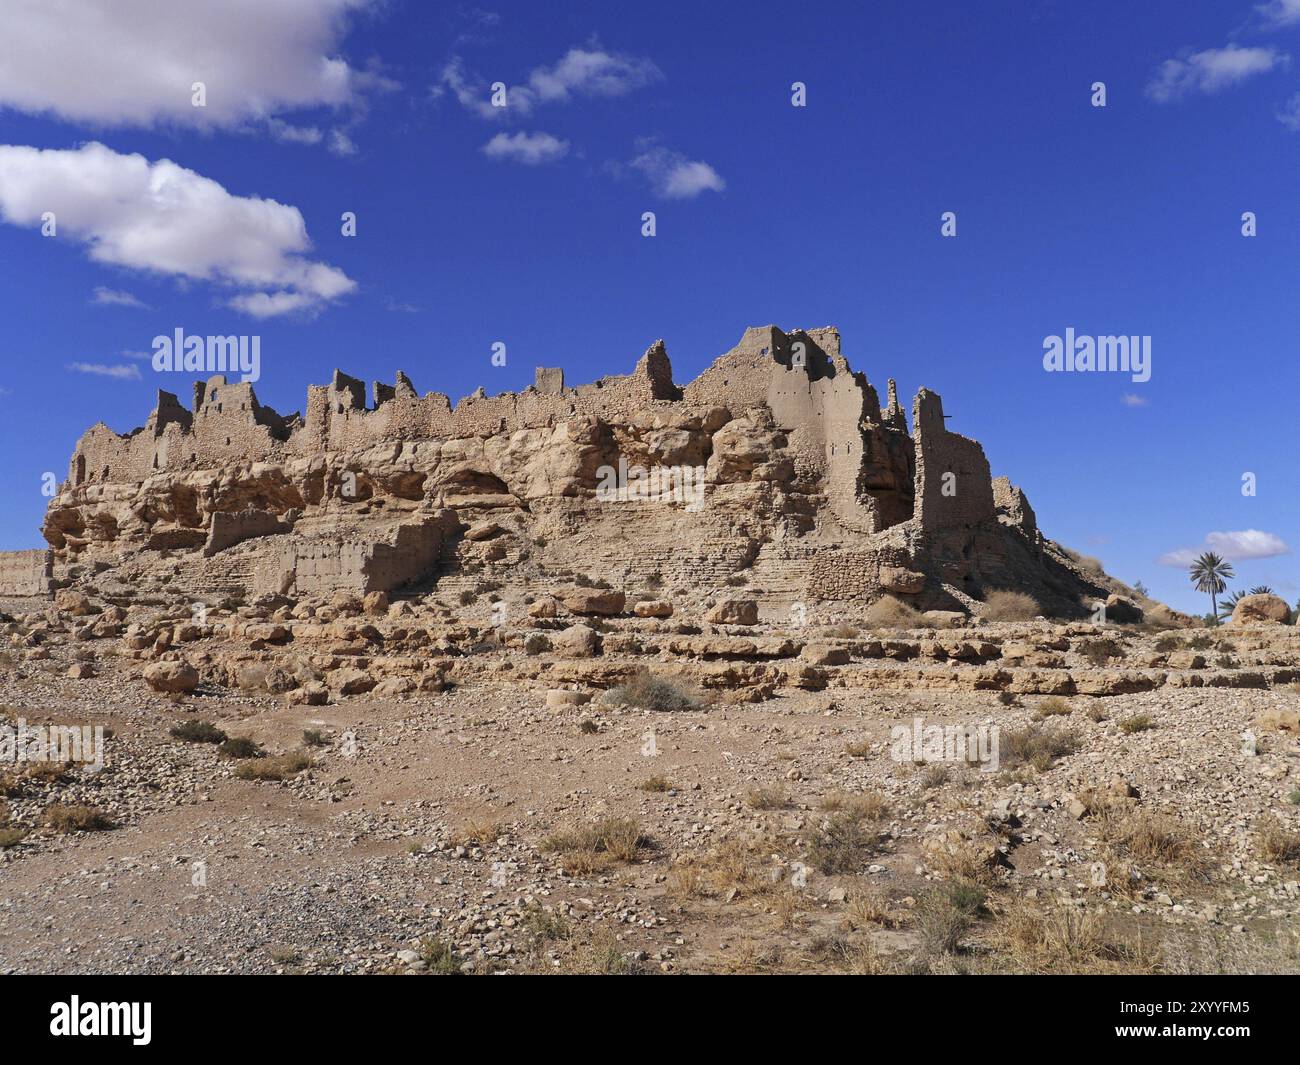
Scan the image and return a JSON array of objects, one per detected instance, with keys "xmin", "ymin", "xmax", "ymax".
[{"xmin": 0, "ymin": 974, "xmax": 1285, "ymax": 1049}]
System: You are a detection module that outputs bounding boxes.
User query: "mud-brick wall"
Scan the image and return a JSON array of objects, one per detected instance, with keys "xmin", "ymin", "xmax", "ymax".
[
  {"xmin": 262, "ymin": 521, "xmax": 449, "ymax": 596},
  {"xmin": 364, "ymin": 522, "xmax": 446, "ymax": 592},
  {"xmin": 0, "ymin": 549, "xmax": 53, "ymax": 596},
  {"xmin": 204, "ymin": 510, "xmax": 289, "ymax": 556}
]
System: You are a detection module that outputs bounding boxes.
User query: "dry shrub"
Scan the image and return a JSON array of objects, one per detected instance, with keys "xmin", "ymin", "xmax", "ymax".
[
  {"xmin": 1002, "ymin": 723, "xmax": 1080, "ymax": 772},
  {"xmin": 43, "ymin": 803, "xmax": 114, "ymax": 833},
  {"xmin": 1031, "ymin": 697, "xmax": 1073, "ymax": 720},
  {"xmin": 982, "ymin": 589, "xmax": 1040, "ymax": 622},
  {"xmin": 637, "ymin": 774, "xmax": 673, "ymax": 793},
  {"xmin": 864, "ymin": 596, "xmax": 922, "ymax": 630},
  {"xmin": 667, "ymin": 838, "xmax": 777, "ymax": 902},
  {"xmin": 541, "ymin": 817, "xmax": 650, "ymax": 874},
  {"xmin": 917, "ymin": 878, "xmax": 987, "ymax": 956},
  {"xmin": 745, "ymin": 785, "xmax": 790, "ymax": 810},
  {"xmin": 998, "ymin": 903, "xmax": 1154, "ymax": 973},
  {"xmin": 169, "ymin": 719, "xmax": 227, "ymax": 743},
  {"xmin": 234, "ymin": 753, "xmax": 312, "ymax": 781},
  {"xmin": 807, "ymin": 810, "xmax": 881, "ymax": 875},
  {"xmin": 604, "ymin": 671, "xmax": 702, "ymax": 711},
  {"xmin": 450, "ymin": 809, "xmax": 504, "ymax": 847},
  {"xmin": 1257, "ymin": 816, "xmax": 1300, "ymax": 865},
  {"xmin": 819, "ymin": 790, "xmax": 890, "ymax": 821}
]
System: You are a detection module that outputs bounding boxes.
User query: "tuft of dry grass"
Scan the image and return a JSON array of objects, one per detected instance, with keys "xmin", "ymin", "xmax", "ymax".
[
  {"xmin": 540, "ymin": 817, "xmax": 650, "ymax": 874},
  {"xmin": 1032, "ymin": 697, "xmax": 1073, "ymax": 720},
  {"xmin": 1257, "ymin": 816, "xmax": 1300, "ymax": 865},
  {"xmin": 844, "ymin": 738, "xmax": 873, "ymax": 758},
  {"xmin": 819, "ymin": 790, "xmax": 890, "ymax": 821},
  {"xmin": 233, "ymin": 753, "xmax": 313, "ymax": 781},
  {"xmin": 996, "ymin": 902, "xmax": 1156, "ymax": 974},
  {"xmin": 450, "ymin": 810, "xmax": 505, "ymax": 848},
  {"xmin": 604, "ymin": 671, "xmax": 702, "ymax": 712},
  {"xmin": 637, "ymin": 774, "xmax": 673, "ymax": 793},
  {"xmin": 864, "ymin": 596, "xmax": 923, "ymax": 630},
  {"xmin": 982, "ymin": 589, "xmax": 1040, "ymax": 622},
  {"xmin": 169, "ymin": 719, "xmax": 227, "ymax": 743},
  {"xmin": 807, "ymin": 810, "xmax": 880, "ymax": 875},
  {"xmin": 667, "ymin": 838, "xmax": 779, "ymax": 902},
  {"xmin": 43, "ymin": 803, "xmax": 114, "ymax": 833},
  {"xmin": 745, "ymin": 785, "xmax": 791, "ymax": 810},
  {"xmin": 1002, "ymin": 723, "xmax": 1080, "ymax": 772},
  {"xmin": 1118, "ymin": 713, "xmax": 1155, "ymax": 735}
]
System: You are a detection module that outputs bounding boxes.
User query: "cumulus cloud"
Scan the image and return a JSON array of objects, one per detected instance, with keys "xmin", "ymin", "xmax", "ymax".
[
  {"xmin": 0, "ymin": 0, "xmax": 381, "ymax": 129},
  {"xmin": 67, "ymin": 361, "xmax": 142, "ymax": 381},
  {"xmin": 1120, "ymin": 392, "xmax": 1149, "ymax": 407},
  {"xmin": 434, "ymin": 45, "xmax": 661, "ymax": 119},
  {"xmin": 482, "ymin": 131, "xmax": 569, "ymax": 165},
  {"xmin": 1256, "ymin": 0, "xmax": 1300, "ymax": 27},
  {"xmin": 91, "ymin": 286, "xmax": 149, "ymax": 309},
  {"xmin": 1146, "ymin": 45, "xmax": 1288, "ymax": 102},
  {"xmin": 0, "ymin": 142, "xmax": 355, "ymax": 318},
  {"xmin": 628, "ymin": 143, "xmax": 726, "ymax": 199},
  {"xmin": 1157, "ymin": 529, "xmax": 1291, "ymax": 566}
]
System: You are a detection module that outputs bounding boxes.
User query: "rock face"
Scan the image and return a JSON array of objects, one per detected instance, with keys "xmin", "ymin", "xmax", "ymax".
[
  {"xmin": 1231, "ymin": 593, "xmax": 1292, "ymax": 626},
  {"xmin": 4, "ymin": 325, "xmax": 1130, "ymax": 616}
]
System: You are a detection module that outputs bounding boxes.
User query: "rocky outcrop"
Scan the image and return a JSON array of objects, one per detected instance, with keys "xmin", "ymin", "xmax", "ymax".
[{"xmin": 16, "ymin": 325, "xmax": 1139, "ymax": 618}]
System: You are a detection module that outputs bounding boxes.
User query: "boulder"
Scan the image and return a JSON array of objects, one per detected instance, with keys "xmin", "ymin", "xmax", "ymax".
[
  {"xmin": 879, "ymin": 566, "xmax": 926, "ymax": 595},
  {"xmin": 1230, "ymin": 593, "xmax": 1291, "ymax": 625},
  {"xmin": 288, "ymin": 681, "xmax": 329, "ymax": 705},
  {"xmin": 552, "ymin": 624, "xmax": 601, "ymax": 658},
  {"xmin": 143, "ymin": 660, "xmax": 199, "ymax": 693},
  {"xmin": 55, "ymin": 589, "xmax": 94, "ymax": 617},
  {"xmin": 545, "ymin": 689, "xmax": 593, "ymax": 709},
  {"xmin": 633, "ymin": 599, "xmax": 674, "ymax": 618},
  {"xmin": 705, "ymin": 599, "xmax": 758, "ymax": 626},
  {"xmin": 363, "ymin": 591, "xmax": 389, "ymax": 615},
  {"xmin": 327, "ymin": 667, "xmax": 375, "ymax": 696},
  {"xmin": 528, "ymin": 598, "xmax": 558, "ymax": 619},
  {"xmin": 561, "ymin": 589, "xmax": 626, "ymax": 616}
]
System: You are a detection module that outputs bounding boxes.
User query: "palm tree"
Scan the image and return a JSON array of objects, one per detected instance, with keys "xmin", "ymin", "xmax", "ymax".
[{"xmin": 1189, "ymin": 552, "xmax": 1234, "ymax": 623}]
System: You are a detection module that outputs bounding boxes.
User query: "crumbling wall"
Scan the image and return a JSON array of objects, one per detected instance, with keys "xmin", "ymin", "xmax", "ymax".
[
  {"xmin": 0, "ymin": 549, "xmax": 53, "ymax": 596},
  {"xmin": 259, "ymin": 515, "xmax": 455, "ymax": 595},
  {"xmin": 204, "ymin": 509, "xmax": 291, "ymax": 556},
  {"xmin": 912, "ymin": 389, "xmax": 995, "ymax": 531}
]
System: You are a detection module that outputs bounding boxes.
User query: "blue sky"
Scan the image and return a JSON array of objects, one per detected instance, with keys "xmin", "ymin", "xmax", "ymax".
[{"xmin": 0, "ymin": 0, "xmax": 1296, "ymax": 614}]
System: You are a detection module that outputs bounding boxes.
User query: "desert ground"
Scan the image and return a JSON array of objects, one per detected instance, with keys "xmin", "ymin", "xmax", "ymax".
[{"xmin": 3, "ymin": 585, "xmax": 1299, "ymax": 976}]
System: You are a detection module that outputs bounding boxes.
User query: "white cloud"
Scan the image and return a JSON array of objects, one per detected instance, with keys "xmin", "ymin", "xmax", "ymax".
[
  {"xmin": 435, "ymin": 46, "xmax": 661, "ymax": 119},
  {"xmin": 267, "ymin": 120, "xmax": 325, "ymax": 146},
  {"xmin": 1158, "ymin": 529, "xmax": 1291, "ymax": 566},
  {"xmin": 1146, "ymin": 45, "xmax": 1288, "ymax": 103},
  {"xmin": 1120, "ymin": 392, "xmax": 1149, "ymax": 407},
  {"xmin": 1276, "ymin": 92, "xmax": 1300, "ymax": 129},
  {"xmin": 482, "ymin": 131, "xmax": 569, "ymax": 165},
  {"xmin": 0, "ymin": 0, "xmax": 380, "ymax": 129},
  {"xmin": 1257, "ymin": 0, "xmax": 1300, "ymax": 27},
  {"xmin": 0, "ymin": 142, "xmax": 355, "ymax": 318},
  {"xmin": 628, "ymin": 144, "xmax": 725, "ymax": 199},
  {"xmin": 91, "ymin": 285, "xmax": 149, "ymax": 309},
  {"xmin": 67, "ymin": 361, "xmax": 142, "ymax": 381}
]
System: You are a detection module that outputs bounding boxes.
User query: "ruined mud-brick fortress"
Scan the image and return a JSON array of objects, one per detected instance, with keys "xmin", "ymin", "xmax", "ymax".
[{"xmin": 2, "ymin": 326, "xmax": 1100, "ymax": 616}]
